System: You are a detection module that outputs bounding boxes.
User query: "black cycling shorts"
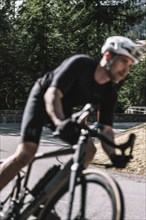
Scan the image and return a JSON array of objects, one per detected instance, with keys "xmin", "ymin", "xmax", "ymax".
[{"xmin": 20, "ymin": 81, "xmax": 48, "ymax": 145}]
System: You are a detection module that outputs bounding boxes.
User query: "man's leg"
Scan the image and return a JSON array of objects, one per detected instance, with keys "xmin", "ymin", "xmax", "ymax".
[
  {"xmin": 84, "ymin": 138, "xmax": 97, "ymax": 168},
  {"xmin": 0, "ymin": 142, "xmax": 38, "ymax": 191}
]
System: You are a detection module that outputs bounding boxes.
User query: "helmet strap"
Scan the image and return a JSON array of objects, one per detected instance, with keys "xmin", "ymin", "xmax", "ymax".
[{"xmin": 105, "ymin": 55, "xmax": 118, "ymax": 83}]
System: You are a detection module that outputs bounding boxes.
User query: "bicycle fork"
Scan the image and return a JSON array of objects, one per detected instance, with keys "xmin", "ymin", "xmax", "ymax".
[
  {"xmin": 67, "ymin": 163, "xmax": 87, "ymax": 220},
  {"xmin": 67, "ymin": 136, "xmax": 87, "ymax": 220}
]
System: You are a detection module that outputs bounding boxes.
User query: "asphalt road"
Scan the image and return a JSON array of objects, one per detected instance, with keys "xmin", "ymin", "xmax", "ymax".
[{"xmin": 0, "ymin": 123, "xmax": 145, "ymax": 220}]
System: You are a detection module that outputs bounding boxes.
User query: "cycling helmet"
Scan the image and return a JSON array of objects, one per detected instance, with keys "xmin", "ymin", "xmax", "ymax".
[{"xmin": 101, "ymin": 36, "xmax": 143, "ymax": 64}]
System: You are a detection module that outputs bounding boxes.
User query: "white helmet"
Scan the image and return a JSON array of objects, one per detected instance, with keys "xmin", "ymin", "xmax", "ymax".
[{"xmin": 101, "ymin": 36, "xmax": 143, "ymax": 64}]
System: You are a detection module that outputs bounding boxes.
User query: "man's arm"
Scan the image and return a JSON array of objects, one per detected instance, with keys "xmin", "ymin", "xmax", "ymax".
[
  {"xmin": 44, "ymin": 87, "xmax": 65, "ymax": 126},
  {"xmin": 100, "ymin": 125, "xmax": 115, "ymax": 157}
]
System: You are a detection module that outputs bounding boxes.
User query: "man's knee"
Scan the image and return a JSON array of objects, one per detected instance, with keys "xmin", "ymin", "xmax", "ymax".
[{"xmin": 14, "ymin": 142, "xmax": 38, "ymax": 168}]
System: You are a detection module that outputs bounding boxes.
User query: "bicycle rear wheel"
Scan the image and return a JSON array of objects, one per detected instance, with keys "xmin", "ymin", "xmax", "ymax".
[{"xmin": 38, "ymin": 169, "xmax": 124, "ymax": 220}]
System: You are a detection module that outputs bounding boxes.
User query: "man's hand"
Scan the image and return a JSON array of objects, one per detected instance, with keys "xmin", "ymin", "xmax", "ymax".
[
  {"xmin": 56, "ymin": 119, "xmax": 81, "ymax": 145},
  {"xmin": 110, "ymin": 154, "xmax": 133, "ymax": 168}
]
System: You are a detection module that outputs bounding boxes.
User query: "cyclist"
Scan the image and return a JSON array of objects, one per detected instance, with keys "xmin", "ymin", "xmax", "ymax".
[{"xmin": 0, "ymin": 36, "xmax": 143, "ymax": 191}]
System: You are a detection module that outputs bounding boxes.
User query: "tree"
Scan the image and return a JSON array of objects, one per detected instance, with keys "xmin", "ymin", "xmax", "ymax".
[
  {"xmin": 116, "ymin": 59, "xmax": 146, "ymax": 112},
  {"xmin": 0, "ymin": 0, "xmax": 145, "ymax": 110},
  {"xmin": 0, "ymin": 0, "xmax": 21, "ymax": 109}
]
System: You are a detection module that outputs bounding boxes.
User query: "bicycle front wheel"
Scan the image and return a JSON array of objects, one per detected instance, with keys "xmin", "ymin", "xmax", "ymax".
[{"xmin": 38, "ymin": 169, "xmax": 124, "ymax": 220}]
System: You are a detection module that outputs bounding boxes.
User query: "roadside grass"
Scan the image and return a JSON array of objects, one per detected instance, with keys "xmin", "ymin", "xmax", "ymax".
[{"xmin": 92, "ymin": 123, "xmax": 146, "ymax": 176}]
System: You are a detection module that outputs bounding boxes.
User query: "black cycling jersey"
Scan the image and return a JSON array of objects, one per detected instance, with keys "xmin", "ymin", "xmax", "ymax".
[{"xmin": 21, "ymin": 55, "xmax": 117, "ymax": 144}]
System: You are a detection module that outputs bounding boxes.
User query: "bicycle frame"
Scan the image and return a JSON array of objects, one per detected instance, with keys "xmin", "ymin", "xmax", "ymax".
[
  {"xmin": 0, "ymin": 147, "xmax": 72, "ymax": 218},
  {"xmin": 20, "ymin": 131, "xmax": 90, "ymax": 219},
  {"xmin": 22, "ymin": 147, "xmax": 74, "ymax": 192},
  {"xmin": 1, "ymin": 104, "xmax": 135, "ymax": 220}
]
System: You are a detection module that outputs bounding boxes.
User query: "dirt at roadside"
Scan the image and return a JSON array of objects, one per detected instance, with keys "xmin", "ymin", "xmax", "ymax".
[{"xmin": 92, "ymin": 123, "xmax": 146, "ymax": 176}]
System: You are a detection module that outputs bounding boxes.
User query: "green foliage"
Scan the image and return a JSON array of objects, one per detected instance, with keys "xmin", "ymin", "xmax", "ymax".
[
  {"xmin": 116, "ymin": 59, "xmax": 146, "ymax": 112},
  {"xmin": 0, "ymin": 0, "xmax": 145, "ymax": 110}
]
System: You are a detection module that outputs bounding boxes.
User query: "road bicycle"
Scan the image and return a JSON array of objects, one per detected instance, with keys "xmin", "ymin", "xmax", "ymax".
[{"xmin": 0, "ymin": 104, "xmax": 135, "ymax": 220}]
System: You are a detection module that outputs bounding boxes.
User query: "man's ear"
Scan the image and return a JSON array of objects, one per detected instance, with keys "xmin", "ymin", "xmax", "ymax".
[
  {"xmin": 104, "ymin": 51, "xmax": 111, "ymax": 61},
  {"xmin": 100, "ymin": 51, "xmax": 112, "ymax": 67}
]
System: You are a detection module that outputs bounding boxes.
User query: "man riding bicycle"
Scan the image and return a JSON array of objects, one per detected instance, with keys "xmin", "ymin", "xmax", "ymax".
[{"xmin": 0, "ymin": 36, "xmax": 143, "ymax": 191}]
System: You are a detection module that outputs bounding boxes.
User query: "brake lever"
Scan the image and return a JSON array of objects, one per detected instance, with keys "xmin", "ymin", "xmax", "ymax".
[
  {"xmin": 73, "ymin": 103, "xmax": 93, "ymax": 124},
  {"xmin": 77, "ymin": 111, "xmax": 89, "ymax": 124}
]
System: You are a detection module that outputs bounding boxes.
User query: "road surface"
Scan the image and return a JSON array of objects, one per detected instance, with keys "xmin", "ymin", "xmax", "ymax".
[{"xmin": 0, "ymin": 123, "xmax": 145, "ymax": 220}]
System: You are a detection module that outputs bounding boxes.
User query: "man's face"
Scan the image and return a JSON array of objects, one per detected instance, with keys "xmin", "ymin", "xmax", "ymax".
[{"xmin": 110, "ymin": 55, "xmax": 133, "ymax": 82}]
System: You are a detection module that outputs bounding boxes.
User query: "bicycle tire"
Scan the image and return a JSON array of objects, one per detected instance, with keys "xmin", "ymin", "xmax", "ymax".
[{"xmin": 37, "ymin": 169, "xmax": 124, "ymax": 220}]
